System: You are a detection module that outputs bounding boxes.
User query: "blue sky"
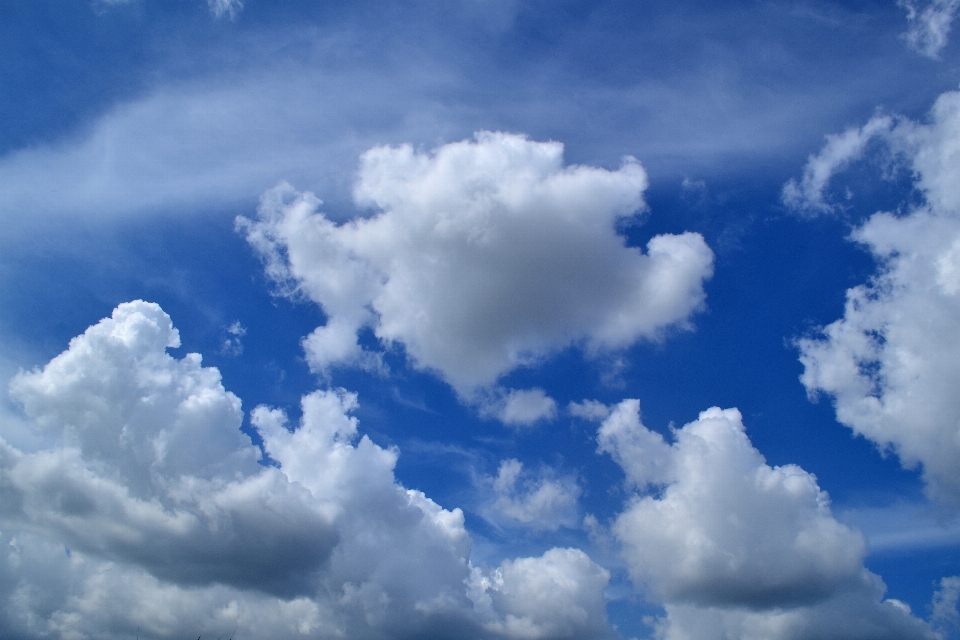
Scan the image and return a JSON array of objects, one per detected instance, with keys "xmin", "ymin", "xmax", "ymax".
[{"xmin": 3, "ymin": 1, "xmax": 960, "ymax": 638}]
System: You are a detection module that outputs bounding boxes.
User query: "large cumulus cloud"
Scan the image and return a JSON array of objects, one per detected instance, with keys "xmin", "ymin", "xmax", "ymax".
[
  {"xmin": 0, "ymin": 301, "xmax": 612, "ymax": 640},
  {"xmin": 599, "ymin": 400, "xmax": 937, "ymax": 639},
  {"xmin": 239, "ymin": 132, "xmax": 714, "ymax": 394},
  {"xmin": 786, "ymin": 87, "xmax": 960, "ymax": 506}
]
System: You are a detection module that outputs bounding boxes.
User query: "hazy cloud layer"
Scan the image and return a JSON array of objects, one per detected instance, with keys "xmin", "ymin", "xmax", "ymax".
[
  {"xmin": 599, "ymin": 401, "xmax": 936, "ymax": 639},
  {"xmin": 791, "ymin": 88, "xmax": 960, "ymax": 506},
  {"xmin": 240, "ymin": 132, "xmax": 714, "ymax": 394},
  {"xmin": 1, "ymin": 302, "xmax": 611, "ymax": 640}
]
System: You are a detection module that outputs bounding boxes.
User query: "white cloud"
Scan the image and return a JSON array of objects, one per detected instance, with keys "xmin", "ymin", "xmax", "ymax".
[
  {"xmin": 567, "ymin": 399, "xmax": 611, "ymax": 422},
  {"xmin": 240, "ymin": 132, "xmax": 714, "ymax": 393},
  {"xmin": 597, "ymin": 398, "xmax": 674, "ymax": 489},
  {"xmin": 208, "ymin": 0, "xmax": 243, "ymax": 20},
  {"xmin": 1, "ymin": 301, "xmax": 613, "ymax": 639},
  {"xmin": 480, "ymin": 388, "xmax": 558, "ymax": 427},
  {"xmin": 599, "ymin": 400, "xmax": 937, "ymax": 639},
  {"xmin": 0, "ymin": 16, "xmax": 929, "ymax": 240},
  {"xmin": 0, "ymin": 63, "xmax": 469, "ymax": 235},
  {"xmin": 468, "ymin": 548, "xmax": 613, "ymax": 640},
  {"xmin": 932, "ymin": 576, "xmax": 960, "ymax": 637},
  {"xmin": 901, "ymin": 0, "xmax": 960, "ymax": 58},
  {"xmin": 483, "ymin": 458, "xmax": 581, "ymax": 530},
  {"xmin": 221, "ymin": 320, "xmax": 246, "ymax": 355},
  {"xmin": 793, "ymin": 88, "xmax": 960, "ymax": 507},
  {"xmin": 95, "ymin": 0, "xmax": 243, "ymax": 19},
  {"xmin": 781, "ymin": 115, "xmax": 894, "ymax": 215}
]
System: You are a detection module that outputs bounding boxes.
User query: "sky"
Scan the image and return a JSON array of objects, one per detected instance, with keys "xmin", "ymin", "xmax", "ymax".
[{"xmin": 3, "ymin": 0, "xmax": 960, "ymax": 638}]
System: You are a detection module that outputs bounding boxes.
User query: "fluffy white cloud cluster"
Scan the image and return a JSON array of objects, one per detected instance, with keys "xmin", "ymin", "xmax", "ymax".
[
  {"xmin": 599, "ymin": 400, "xmax": 937, "ymax": 639},
  {"xmin": 239, "ymin": 132, "xmax": 714, "ymax": 396},
  {"xmin": 901, "ymin": 0, "xmax": 960, "ymax": 58},
  {"xmin": 787, "ymin": 88, "xmax": 960, "ymax": 506},
  {"xmin": 0, "ymin": 301, "xmax": 611, "ymax": 640},
  {"xmin": 482, "ymin": 458, "xmax": 581, "ymax": 530}
]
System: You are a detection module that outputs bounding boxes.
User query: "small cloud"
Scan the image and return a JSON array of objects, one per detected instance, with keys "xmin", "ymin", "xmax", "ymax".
[
  {"xmin": 781, "ymin": 115, "xmax": 895, "ymax": 216},
  {"xmin": 479, "ymin": 387, "xmax": 558, "ymax": 427},
  {"xmin": 94, "ymin": 0, "xmax": 244, "ymax": 19},
  {"xmin": 221, "ymin": 320, "xmax": 246, "ymax": 356},
  {"xmin": 568, "ymin": 399, "xmax": 611, "ymax": 422},
  {"xmin": 900, "ymin": 0, "xmax": 960, "ymax": 59},
  {"xmin": 208, "ymin": 0, "xmax": 243, "ymax": 19},
  {"xmin": 483, "ymin": 458, "xmax": 581, "ymax": 530}
]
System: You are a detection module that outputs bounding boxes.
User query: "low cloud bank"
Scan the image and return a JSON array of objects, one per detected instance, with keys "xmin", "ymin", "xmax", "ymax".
[{"xmin": 1, "ymin": 301, "xmax": 611, "ymax": 640}]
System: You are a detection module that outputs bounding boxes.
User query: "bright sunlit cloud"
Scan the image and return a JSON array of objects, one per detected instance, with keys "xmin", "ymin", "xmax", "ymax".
[
  {"xmin": 788, "ymin": 87, "xmax": 960, "ymax": 507},
  {"xmin": 1, "ymin": 302, "xmax": 611, "ymax": 639},
  {"xmin": 239, "ymin": 132, "xmax": 714, "ymax": 397},
  {"xmin": 601, "ymin": 401, "xmax": 938, "ymax": 639}
]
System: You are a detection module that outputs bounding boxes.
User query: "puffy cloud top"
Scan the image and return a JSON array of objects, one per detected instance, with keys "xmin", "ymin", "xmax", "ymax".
[
  {"xmin": 240, "ymin": 132, "xmax": 714, "ymax": 393},
  {"xmin": 9, "ymin": 301, "xmax": 257, "ymax": 490}
]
